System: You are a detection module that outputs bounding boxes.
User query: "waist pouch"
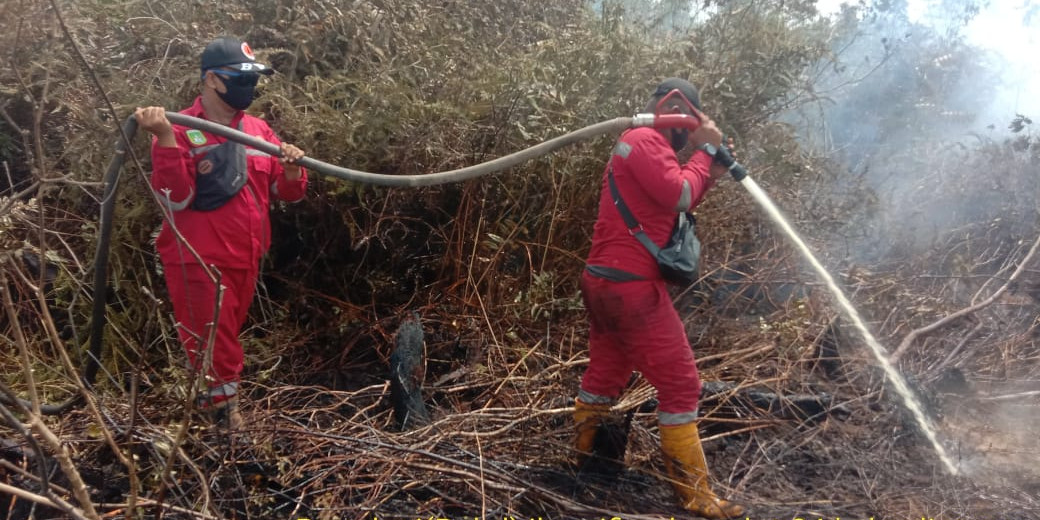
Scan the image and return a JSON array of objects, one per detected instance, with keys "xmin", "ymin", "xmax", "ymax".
[
  {"xmin": 655, "ymin": 211, "xmax": 701, "ymax": 285},
  {"xmin": 607, "ymin": 165, "xmax": 701, "ymax": 286},
  {"xmin": 192, "ymin": 137, "xmax": 249, "ymax": 211}
]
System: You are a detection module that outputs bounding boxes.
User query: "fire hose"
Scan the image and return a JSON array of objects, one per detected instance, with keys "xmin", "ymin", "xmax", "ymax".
[{"xmin": 5, "ymin": 109, "xmax": 747, "ymax": 415}]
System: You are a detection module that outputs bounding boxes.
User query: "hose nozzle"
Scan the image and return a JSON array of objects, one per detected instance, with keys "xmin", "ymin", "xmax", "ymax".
[{"xmin": 712, "ymin": 145, "xmax": 748, "ymax": 182}]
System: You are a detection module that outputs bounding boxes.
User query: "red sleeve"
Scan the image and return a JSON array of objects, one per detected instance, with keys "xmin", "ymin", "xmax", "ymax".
[
  {"xmin": 149, "ymin": 131, "xmax": 195, "ymax": 211},
  {"xmin": 680, "ymin": 149, "xmax": 716, "ymax": 210},
  {"xmin": 621, "ymin": 131, "xmax": 716, "ymax": 212},
  {"xmin": 264, "ymin": 126, "xmax": 308, "ymax": 202}
]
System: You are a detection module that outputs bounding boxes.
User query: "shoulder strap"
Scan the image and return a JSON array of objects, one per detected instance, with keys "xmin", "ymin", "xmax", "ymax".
[{"xmin": 607, "ymin": 165, "xmax": 661, "ymax": 256}]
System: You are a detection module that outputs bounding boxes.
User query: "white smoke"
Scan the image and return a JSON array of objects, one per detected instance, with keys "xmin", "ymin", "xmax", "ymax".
[
  {"xmin": 818, "ymin": 0, "xmax": 1040, "ymax": 127},
  {"xmin": 962, "ymin": 1, "xmax": 1040, "ymax": 125}
]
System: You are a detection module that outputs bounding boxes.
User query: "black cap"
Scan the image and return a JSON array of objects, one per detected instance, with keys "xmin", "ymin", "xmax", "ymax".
[
  {"xmin": 200, "ymin": 36, "xmax": 274, "ymax": 75},
  {"xmin": 653, "ymin": 77, "xmax": 701, "ymax": 110}
]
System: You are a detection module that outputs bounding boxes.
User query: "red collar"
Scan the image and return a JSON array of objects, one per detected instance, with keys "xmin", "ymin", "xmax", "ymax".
[{"xmin": 184, "ymin": 96, "xmax": 245, "ymax": 128}]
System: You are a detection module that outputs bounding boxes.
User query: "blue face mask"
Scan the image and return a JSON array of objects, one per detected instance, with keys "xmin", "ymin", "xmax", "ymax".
[{"xmin": 214, "ymin": 71, "xmax": 260, "ymax": 111}]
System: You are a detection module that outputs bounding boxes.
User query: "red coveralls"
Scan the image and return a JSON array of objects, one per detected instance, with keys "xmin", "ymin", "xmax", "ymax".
[
  {"xmin": 150, "ymin": 97, "xmax": 307, "ymax": 403},
  {"xmin": 580, "ymin": 127, "xmax": 715, "ymax": 425}
]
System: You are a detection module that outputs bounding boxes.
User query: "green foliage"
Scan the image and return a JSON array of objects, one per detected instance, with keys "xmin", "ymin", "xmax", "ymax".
[{"xmin": 690, "ymin": 0, "xmax": 836, "ymax": 128}]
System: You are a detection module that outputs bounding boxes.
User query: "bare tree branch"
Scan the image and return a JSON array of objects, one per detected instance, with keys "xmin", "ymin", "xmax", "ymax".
[
  {"xmin": 890, "ymin": 232, "xmax": 1040, "ymax": 362},
  {"xmin": 0, "ymin": 480, "xmax": 91, "ymax": 520}
]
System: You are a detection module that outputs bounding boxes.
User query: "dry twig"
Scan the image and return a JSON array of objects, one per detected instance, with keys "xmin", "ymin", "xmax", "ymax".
[{"xmin": 890, "ymin": 232, "xmax": 1040, "ymax": 362}]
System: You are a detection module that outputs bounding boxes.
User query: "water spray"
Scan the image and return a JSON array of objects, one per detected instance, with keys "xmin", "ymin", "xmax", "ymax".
[
  {"xmin": 643, "ymin": 100, "xmax": 956, "ymax": 475},
  {"xmin": 715, "ymin": 147, "xmax": 960, "ymax": 476}
]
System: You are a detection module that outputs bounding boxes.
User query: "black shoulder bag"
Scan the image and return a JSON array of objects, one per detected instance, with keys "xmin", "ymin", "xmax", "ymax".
[
  {"xmin": 607, "ymin": 166, "xmax": 701, "ymax": 285},
  {"xmin": 191, "ymin": 122, "xmax": 250, "ymax": 211}
]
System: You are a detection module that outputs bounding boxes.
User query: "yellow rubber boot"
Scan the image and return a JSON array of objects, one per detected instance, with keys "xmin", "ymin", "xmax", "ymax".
[
  {"xmin": 660, "ymin": 421, "xmax": 746, "ymax": 519},
  {"xmin": 573, "ymin": 399, "xmax": 612, "ymax": 467}
]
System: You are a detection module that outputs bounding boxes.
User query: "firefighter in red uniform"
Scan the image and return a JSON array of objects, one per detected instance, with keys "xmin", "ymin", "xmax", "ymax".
[
  {"xmin": 134, "ymin": 36, "xmax": 308, "ymax": 430},
  {"xmin": 575, "ymin": 78, "xmax": 746, "ymax": 518}
]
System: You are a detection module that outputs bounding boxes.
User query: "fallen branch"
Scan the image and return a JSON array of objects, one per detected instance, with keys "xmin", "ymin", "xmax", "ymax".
[
  {"xmin": 700, "ymin": 381, "xmax": 850, "ymax": 422},
  {"xmin": 889, "ymin": 232, "xmax": 1040, "ymax": 362},
  {"xmin": 97, "ymin": 500, "xmax": 222, "ymax": 520},
  {"xmin": 978, "ymin": 390, "xmax": 1040, "ymax": 401},
  {"xmin": 0, "ymin": 480, "xmax": 91, "ymax": 520}
]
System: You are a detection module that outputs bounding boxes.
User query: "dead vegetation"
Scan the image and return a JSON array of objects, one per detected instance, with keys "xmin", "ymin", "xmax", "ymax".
[{"xmin": 1, "ymin": 0, "xmax": 1039, "ymax": 518}]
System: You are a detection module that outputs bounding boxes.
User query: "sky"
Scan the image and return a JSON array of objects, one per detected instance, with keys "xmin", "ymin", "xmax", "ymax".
[
  {"xmin": 817, "ymin": 0, "xmax": 1040, "ymax": 124},
  {"xmin": 962, "ymin": 1, "xmax": 1040, "ymax": 121}
]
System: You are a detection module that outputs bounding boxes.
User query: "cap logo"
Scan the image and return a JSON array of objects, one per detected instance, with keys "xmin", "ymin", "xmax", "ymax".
[{"xmin": 240, "ymin": 42, "xmax": 255, "ymax": 60}]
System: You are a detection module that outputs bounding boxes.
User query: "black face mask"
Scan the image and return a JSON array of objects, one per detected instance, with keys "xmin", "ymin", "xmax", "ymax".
[
  {"xmin": 216, "ymin": 74, "xmax": 259, "ymax": 111},
  {"xmin": 670, "ymin": 129, "xmax": 689, "ymax": 152}
]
